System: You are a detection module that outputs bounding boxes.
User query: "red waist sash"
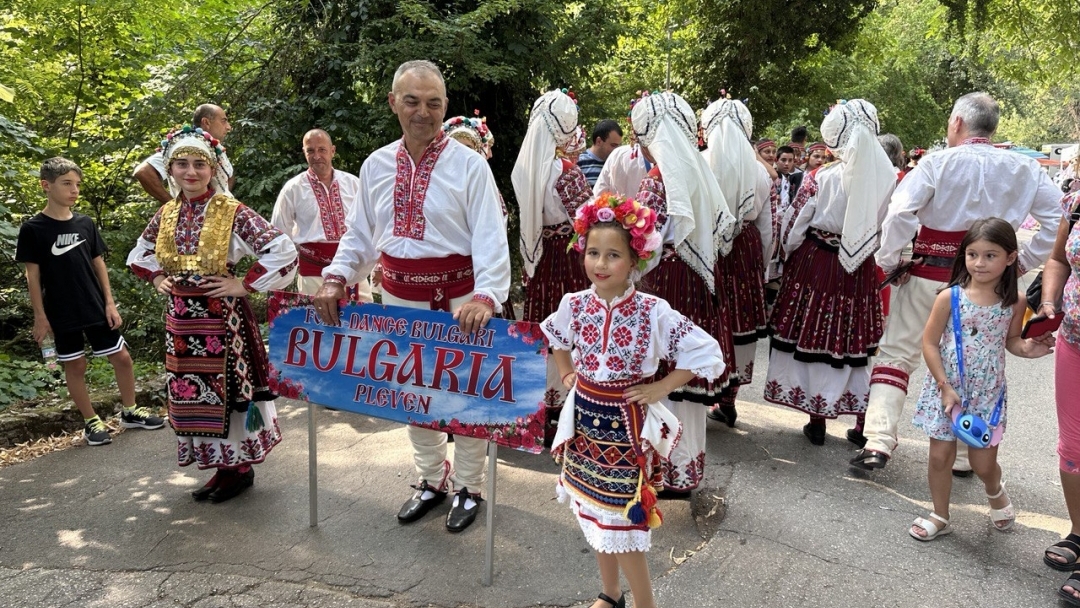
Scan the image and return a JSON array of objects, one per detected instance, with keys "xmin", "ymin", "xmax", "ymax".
[
  {"xmin": 910, "ymin": 227, "xmax": 965, "ymax": 282},
  {"xmin": 297, "ymin": 242, "xmax": 339, "ymax": 277},
  {"xmin": 380, "ymin": 252, "xmax": 474, "ymax": 312}
]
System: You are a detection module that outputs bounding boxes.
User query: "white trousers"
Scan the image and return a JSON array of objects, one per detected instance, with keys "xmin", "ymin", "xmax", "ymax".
[
  {"xmin": 863, "ymin": 275, "xmax": 968, "ymax": 467},
  {"xmin": 382, "ymin": 290, "xmax": 488, "ymax": 491}
]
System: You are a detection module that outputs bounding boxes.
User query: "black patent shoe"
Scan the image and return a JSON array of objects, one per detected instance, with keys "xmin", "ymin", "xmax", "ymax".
[
  {"xmin": 445, "ymin": 487, "xmax": 483, "ymax": 533},
  {"xmin": 209, "ymin": 468, "xmax": 254, "ymax": 503},
  {"xmin": 192, "ymin": 471, "xmax": 224, "ymax": 501},
  {"xmin": 397, "ymin": 481, "xmax": 448, "ymax": 523},
  {"xmin": 803, "ymin": 423, "xmax": 826, "ymax": 446}
]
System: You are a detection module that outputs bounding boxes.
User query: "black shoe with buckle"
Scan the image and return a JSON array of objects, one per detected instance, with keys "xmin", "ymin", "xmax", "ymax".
[
  {"xmin": 397, "ymin": 481, "xmax": 447, "ymax": 523},
  {"xmin": 445, "ymin": 487, "xmax": 482, "ymax": 533}
]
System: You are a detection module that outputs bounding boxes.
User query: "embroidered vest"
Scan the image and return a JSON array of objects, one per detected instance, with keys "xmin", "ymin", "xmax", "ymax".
[{"xmin": 156, "ymin": 194, "xmax": 239, "ymax": 276}]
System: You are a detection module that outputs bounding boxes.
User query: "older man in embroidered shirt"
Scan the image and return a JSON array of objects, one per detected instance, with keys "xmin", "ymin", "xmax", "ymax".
[
  {"xmin": 852, "ymin": 92, "xmax": 1062, "ymax": 471},
  {"xmin": 272, "ymin": 129, "xmax": 371, "ymax": 302},
  {"xmin": 314, "ymin": 60, "xmax": 510, "ymax": 533}
]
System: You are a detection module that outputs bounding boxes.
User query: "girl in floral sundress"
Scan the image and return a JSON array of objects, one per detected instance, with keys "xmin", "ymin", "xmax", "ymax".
[
  {"xmin": 541, "ymin": 192, "xmax": 724, "ymax": 608},
  {"xmin": 909, "ymin": 218, "xmax": 1054, "ymax": 541}
]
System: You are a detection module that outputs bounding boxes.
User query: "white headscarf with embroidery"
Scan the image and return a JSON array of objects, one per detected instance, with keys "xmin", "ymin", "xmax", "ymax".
[
  {"xmin": 701, "ymin": 98, "xmax": 758, "ymax": 225},
  {"xmin": 162, "ymin": 129, "xmax": 231, "ymax": 198},
  {"xmin": 513, "ymin": 90, "xmax": 579, "ymax": 279},
  {"xmin": 820, "ymin": 99, "xmax": 895, "ymax": 273},
  {"xmin": 631, "ymin": 92, "xmax": 735, "ymax": 293}
]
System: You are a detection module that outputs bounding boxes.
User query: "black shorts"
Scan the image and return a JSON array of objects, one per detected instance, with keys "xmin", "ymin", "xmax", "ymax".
[{"xmin": 54, "ymin": 324, "xmax": 127, "ymax": 362}]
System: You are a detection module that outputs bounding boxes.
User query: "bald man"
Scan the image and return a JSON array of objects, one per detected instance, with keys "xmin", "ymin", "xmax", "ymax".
[
  {"xmin": 271, "ymin": 129, "xmax": 372, "ymax": 301},
  {"xmin": 134, "ymin": 104, "xmax": 234, "ymax": 203}
]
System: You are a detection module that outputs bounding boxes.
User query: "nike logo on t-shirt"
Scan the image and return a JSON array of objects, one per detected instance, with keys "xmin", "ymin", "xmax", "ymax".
[{"xmin": 51, "ymin": 234, "xmax": 84, "ymax": 256}]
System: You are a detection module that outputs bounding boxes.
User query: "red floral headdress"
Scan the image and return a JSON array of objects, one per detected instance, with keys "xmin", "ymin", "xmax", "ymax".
[{"xmin": 569, "ymin": 192, "xmax": 662, "ymax": 271}]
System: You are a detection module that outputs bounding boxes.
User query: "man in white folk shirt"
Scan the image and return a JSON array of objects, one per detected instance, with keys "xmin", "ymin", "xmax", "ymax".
[
  {"xmin": 851, "ymin": 92, "xmax": 1062, "ymax": 472},
  {"xmin": 272, "ymin": 129, "xmax": 372, "ymax": 302},
  {"xmin": 314, "ymin": 60, "xmax": 510, "ymax": 533}
]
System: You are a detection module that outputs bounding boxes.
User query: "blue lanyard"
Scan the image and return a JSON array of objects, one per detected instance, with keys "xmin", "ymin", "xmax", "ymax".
[{"xmin": 951, "ymin": 285, "xmax": 1004, "ymax": 427}]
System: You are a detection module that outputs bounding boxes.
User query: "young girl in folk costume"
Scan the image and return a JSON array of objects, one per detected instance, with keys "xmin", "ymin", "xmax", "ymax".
[
  {"xmin": 631, "ymin": 91, "xmax": 737, "ymax": 497},
  {"xmin": 805, "ymin": 142, "xmax": 829, "ymax": 171},
  {"xmin": 701, "ymin": 97, "xmax": 773, "ymax": 427},
  {"xmin": 765, "ymin": 99, "xmax": 896, "ymax": 446},
  {"xmin": 513, "ymin": 89, "xmax": 592, "ymax": 443},
  {"xmin": 127, "ymin": 126, "xmax": 298, "ymax": 503},
  {"xmin": 909, "ymin": 219, "xmax": 1053, "ymax": 540},
  {"xmin": 542, "ymin": 193, "xmax": 724, "ymax": 608}
]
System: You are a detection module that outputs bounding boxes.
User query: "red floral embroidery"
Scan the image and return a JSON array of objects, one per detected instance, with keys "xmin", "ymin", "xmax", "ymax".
[
  {"xmin": 581, "ymin": 324, "xmax": 601, "ymax": 345},
  {"xmin": 306, "ymin": 169, "xmax": 346, "ymax": 241},
  {"xmin": 612, "ymin": 325, "xmax": 633, "ymax": 348},
  {"xmin": 393, "ymin": 133, "xmax": 449, "ymax": 241}
]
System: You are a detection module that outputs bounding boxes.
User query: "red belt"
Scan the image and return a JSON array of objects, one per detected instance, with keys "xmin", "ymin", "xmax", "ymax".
[
  {"xmin": 297, "ymin": 242, "xmax": 339, "ymax": 277},
  {"xmin": 910, "ymin": 227, "xmax": 965, "ymax": 282},
  {"xmin": 380, "ymin": 253, "xmax": 474, "ymax": 312}
]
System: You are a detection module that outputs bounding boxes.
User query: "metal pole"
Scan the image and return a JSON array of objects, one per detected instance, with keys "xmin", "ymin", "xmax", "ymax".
[
  {"xmin": 308, "ymin": 401, "xmax": 318, "ymax": 527},
  {"xmin": 482, "ymin": 441, "xmax": 497, "ymax": 586}
]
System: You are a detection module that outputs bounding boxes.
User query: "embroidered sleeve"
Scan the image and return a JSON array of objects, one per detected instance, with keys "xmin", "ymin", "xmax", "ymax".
[
  {"xmin": 540, "ymin": 293, "xmax": 577, "ymax": 350},
  {"xmin": 655, "ymin": 298, "xmax": 725, "ymax": 380},
  {"xmin": 636, "ymin": 176, "xmax": 669, "ymax": 232},
  {"xmin": 239, "ymin": 233, "xmax": 298, "ymax": 292},
  {"xmin": 234, "ymin": 204, "xmax": 284, "ymax": 253},
  {"xmin": 127, "ymin": 208, "xmax": 165, "ymax": 282},
  {"xmin": 779, "ymin": 171, "xmax": 819, "ymax": 256},
  {"xmin": 555, "ymin": 165, "xmax": 593, "ymax": 219}
]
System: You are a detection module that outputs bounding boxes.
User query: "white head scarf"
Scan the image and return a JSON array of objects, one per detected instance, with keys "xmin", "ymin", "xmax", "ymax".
[
  {"xmin": 162, "ymin": 129, "xmax": 231, "ymax": 198},
  {"xmin": 631, "ymin": 92, "xmax": 735, "ymax": 293},
  {"xmin": 513, "ymin": 90, "xmax": 578, "ymax": 278},
  {"xmin": 701, "ymin": 98, "xmax": 758, "ymax": 224},
  {"xmin": 820, "ymin": 99, "xmax": 896, "ymax": 273}
]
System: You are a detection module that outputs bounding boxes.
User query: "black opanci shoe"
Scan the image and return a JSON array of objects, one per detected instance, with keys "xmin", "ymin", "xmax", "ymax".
[
  {"xmin": 445, "ymin": 487, "xmax": 482, "ymax": 533},
  {"xmin": 397, "ymin": 481, "xmax": 448, "ymax": 523},
  {"xmin": 209, "ymin": 468, "xmax": 254, "ymax": 503}
]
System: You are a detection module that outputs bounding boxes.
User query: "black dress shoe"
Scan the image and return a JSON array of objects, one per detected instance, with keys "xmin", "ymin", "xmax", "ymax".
[
  {"xmin": 445, "ymin": 487, "xmax": 482, "ymax": 533},
  {"xmin": 192, "ymin": 471, "xmax": 224, "ymax": 501},
  {"xmin": 846, "ymin": 428, "xmax": 867, "ymax": 448},
  {"xmin": 657, "ymin": 488, "xmax": 692, "ymax": 500},
  {"xmin": 952, "ymin": 468, "xmax": 974, "ymax": 478},
  {"xmin": 707, "ymin": 404, "xmax": 737, "ymax": 427},
  {"xmin": 209, "ymin": 468, "xmax": 254, "ymax": 503},
  {"xmin": 397, "ymin": 481, "xmax": 447, "ymax": 523},
  {"xmin": 803, "ymin": 423, "xmax": 825, "ymax": 446}
]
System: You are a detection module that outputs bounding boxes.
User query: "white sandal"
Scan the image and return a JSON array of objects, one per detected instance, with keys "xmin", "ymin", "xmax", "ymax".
[
  {"xmin": 909, "ymin": 513, "xmax": 952, "ymax": 541},
  {"xmin": 987, "ymin": 481, "xmax": 1016, "ymax": 531}
]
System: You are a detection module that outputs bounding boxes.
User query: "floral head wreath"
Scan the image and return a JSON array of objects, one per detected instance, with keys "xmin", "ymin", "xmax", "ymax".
[
  {"xmin": 569, "ymin": 192, "xmax": 662, "ymax": 271},
  {"xmin": 160, "ymin": 124, "xmax": 226, "ymax": 168},
  {"xmin": 443, "ymin": 111, "xmax": 494, "ymax": 158}
]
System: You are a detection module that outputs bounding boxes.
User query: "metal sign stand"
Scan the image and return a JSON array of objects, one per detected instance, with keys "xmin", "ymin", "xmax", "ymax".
[{"xmin": 306, "ymin": 410, "xmax": 498, "ymax": 585}]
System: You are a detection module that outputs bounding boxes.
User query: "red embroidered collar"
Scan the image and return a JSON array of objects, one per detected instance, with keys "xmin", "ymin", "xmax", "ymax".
[
  {"xmin": 961, "ymin": 137, "xmax": 992, "ymax": 146},
  {"xmin": 393, "ymin": 132, "xmax": 450, "ymax": 241},
  {"xmin": 182, "ymin": 189, "xmax": 216, "ymax": 205},
  {"xmin": 305, "ymin": 168, "xmax": 345, "ymax": 241}
]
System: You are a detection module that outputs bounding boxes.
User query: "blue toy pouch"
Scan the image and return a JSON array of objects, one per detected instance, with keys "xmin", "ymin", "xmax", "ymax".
[{"xmin": 947, "ymin": 286, "xmax": 1004, "ymax": 449}]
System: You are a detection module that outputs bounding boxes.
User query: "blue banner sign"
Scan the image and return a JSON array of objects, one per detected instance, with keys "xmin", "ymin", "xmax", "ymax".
[{"xmin": 267, "ymin": 292, "xmax": 549, "ymax": 454}]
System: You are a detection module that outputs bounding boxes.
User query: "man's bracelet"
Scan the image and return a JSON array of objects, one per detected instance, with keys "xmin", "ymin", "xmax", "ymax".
[
  {"xmin": 324, "ymin": 274, "xmax": 347, "ymax": 286},
  {"xmin": 471, "ymin": 294, "xmax": 496, "ymax": 311}
]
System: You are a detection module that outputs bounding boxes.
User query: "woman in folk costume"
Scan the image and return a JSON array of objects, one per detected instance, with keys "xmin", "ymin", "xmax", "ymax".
[
  {"xmin": 763, "ymin": 99, "xmax": 896, "ymax": 446},
  {"xmin": 513, "ymin": 89, "xmax": 593, "ymax": 444},
  {"xmin": 700, "ymin": 98, "xmax": 773, "ymax": 428},
  {"xmin": 127, "ymin": 126, "xmax": 298, "ymax": 502},
  {"xmin": 442, "ymin": 113, "xmax": 517, "ymax": 322},
  {"xmin": 631, "ymin": 91, "xmax": 737, "ymax": 495}
]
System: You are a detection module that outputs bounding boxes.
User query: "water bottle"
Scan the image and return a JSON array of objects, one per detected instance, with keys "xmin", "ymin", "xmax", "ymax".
[{"xmin": 40, "ymin": 335, "xmax": 58, "ymax": 370}]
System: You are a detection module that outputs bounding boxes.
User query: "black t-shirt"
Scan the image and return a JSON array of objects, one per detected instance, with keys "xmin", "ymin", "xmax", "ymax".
[{"xmin": 15, "ymin": 212, "xmax": 108, "ymax": 332}]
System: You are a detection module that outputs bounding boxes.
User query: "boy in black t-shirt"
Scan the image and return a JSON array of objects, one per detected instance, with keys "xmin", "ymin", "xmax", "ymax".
[{"xmin": 15, "ymin": 158, "xmax": 164, "ymax": 445}]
